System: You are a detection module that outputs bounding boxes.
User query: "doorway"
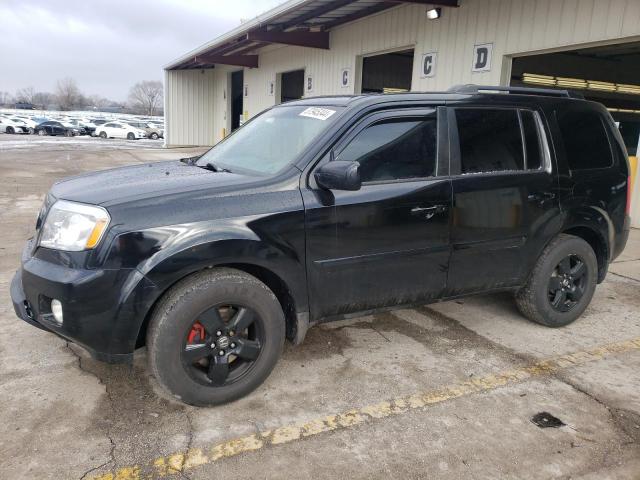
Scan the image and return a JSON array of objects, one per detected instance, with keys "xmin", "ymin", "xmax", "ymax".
[
  {"xmin": 230, "ymin": 70, "xmax": 244, "ymax": 132},
  {"xmin": 360, "ymin": 48, "xmax": 414, "ymax": 94},
  {"xmin": 510, "ymin": 41, "xmax": 640, "ymax": 156},
  {"xmin": 279, "ymin": 69, "xmax": 305, "ymax": 103}
]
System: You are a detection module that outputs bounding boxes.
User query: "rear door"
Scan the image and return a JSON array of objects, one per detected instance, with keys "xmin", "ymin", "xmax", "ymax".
[
  {"xmin": 304, "ymin": 107, "xmax": 452, "ymax": 319},
  {"xmin": 446, "ymin": 106, "xmax": 560, "ymax": 295}
]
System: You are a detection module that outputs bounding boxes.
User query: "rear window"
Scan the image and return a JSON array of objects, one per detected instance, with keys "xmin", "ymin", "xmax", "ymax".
[{"xmin": 556, "ymin": 110, "xmax": 613, "ymax": 170}]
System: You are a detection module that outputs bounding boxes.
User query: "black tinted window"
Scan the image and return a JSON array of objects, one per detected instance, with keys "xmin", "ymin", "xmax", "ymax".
[
  {"xmin": 557, "ymin": 110, "xmax": 612, "ymax": 170},
  {"xmin": 337, "ymin": 117, "xmax": 437, "ymax": 182},
  {"xmin": 456, "ymin": 109, "xmax": 524, "ymax": 173},
  {"xmin": 521, "ymin": 110, "xmax": 543, "ymax": 170}
]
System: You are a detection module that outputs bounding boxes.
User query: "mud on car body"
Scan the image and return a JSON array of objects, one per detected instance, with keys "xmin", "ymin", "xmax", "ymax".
[{"xmin": 11, "ymin": 85, "xmax": 631, "ymax": 406}]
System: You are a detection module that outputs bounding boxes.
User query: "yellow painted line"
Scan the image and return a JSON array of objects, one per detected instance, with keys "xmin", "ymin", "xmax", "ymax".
[{"xmin": 89, "ymin": 337, "xmax": 640, "ymax": 480}]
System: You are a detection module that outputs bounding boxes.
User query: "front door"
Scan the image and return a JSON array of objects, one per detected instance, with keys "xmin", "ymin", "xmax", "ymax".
[
  {"xmin": 446, "ymin": 107, "xmax": 560, "ymax": 295},
  {"xmin": 303, "ymin": 108, "xmax": 451, "ymax": 320}
]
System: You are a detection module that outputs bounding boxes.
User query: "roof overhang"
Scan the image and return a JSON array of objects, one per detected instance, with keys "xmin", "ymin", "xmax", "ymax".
[{"xmin": 165, "ymin": 0, "xmax": 459, "ymax": 70}]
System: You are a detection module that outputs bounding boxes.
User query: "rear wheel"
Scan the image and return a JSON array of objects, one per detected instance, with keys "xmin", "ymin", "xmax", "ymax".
[
  {"xmin": 65, "ymin": 130, "xmax": 73, "ymax": 137},
  {"xmin": 150, "ymin": 132, "xmax": 159, "ymax": 140},
  {"xmin": 6, "ymin": 127, "xmax": 14, "ymax": 134},
  {"xmin": 515, "ymin": 234, "xmax": 597, "ymax": 327},
  {"xmin": 99, "ymin": 131, "xmax": 107, "ymax": 139},
  {"xmin": 27, "ymin": 128, "xmax": 34, "ymax": 135},
  {"xmin": 147, "ymin": 268, "xmax": 285, "ymax": 406}
]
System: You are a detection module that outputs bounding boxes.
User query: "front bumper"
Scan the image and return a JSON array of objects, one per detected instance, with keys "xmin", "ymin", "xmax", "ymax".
[{"xmin": 10, "ymin": 241, "xmax": 160, "ymax": 364}]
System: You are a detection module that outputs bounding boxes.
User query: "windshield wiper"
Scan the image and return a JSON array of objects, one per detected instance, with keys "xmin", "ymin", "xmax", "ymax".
[
  {"xmin": 179, "ymin": 155, "xmax": 201, "ymax": 165},
  {"xmin": 202, "ymin": 162, "xmax": 231, "ymax": 173}
]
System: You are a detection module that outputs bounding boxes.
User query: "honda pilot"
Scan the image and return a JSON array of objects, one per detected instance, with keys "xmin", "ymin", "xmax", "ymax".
[{"xmin": 11, "ymin": 85, "xmax": 631, "ymax": 406}]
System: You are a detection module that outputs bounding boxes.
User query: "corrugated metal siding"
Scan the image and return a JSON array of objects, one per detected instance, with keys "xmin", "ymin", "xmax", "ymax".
[{"xmin": 167, "ymin": 0, "xmax": 640, "ymax": 146}]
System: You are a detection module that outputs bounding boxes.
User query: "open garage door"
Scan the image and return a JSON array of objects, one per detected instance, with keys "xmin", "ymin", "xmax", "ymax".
[
  {"xmin": 279, "ymin": 69, "xmax": 305, "ymax": 103},
  {"xmin": 361, "ymin": 48, "xmax": 414, "ymax": 94},
  {"xmin": 510, "ymin": 42, "xmax": 640, "ymax": 157}
]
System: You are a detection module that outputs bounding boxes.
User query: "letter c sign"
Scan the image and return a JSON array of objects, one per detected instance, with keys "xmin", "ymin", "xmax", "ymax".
[{"xmin": 421, "ymin": 52, "xmax": 437, "ymax": 78}]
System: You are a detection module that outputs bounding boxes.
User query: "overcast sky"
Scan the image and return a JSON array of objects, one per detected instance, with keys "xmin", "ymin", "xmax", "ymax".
[{"xmin": 0, "ymin": 0, "xmax": 283, "ymax": 102}]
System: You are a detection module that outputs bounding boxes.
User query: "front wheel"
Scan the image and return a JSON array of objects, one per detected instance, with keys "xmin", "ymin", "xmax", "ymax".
[
  {"xmin": 6, "ymin": 127, "xmax": 14, "ymax": 134},
  {"xmin": 515, "ymin": 234, "xmax": 597, "ymax": 327},
  {"xmin": 38, "ymin": 129, "xmax": 47, "ymax": 136},
  {"xmin": 147, "ymin": 268, "xmax": 285, "ymax": 406},
  {"xmin": 27, "ymin": 128, "xmax": 34, "ymax": 135},
  {"xmin": 127, "ymin": 132, "xmax": 135, "ymax": 140},
  {"xmin": 150, "ymin": 132, "xmax": 159, "ymax": 140},
  {"xmin": 99, "ymin": 131, "xmax": 107, "ymax": 139}
]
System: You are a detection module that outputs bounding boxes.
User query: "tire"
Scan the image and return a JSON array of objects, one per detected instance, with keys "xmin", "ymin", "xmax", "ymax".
[
  {"xmin": 147, "ymin": 268, "xmax": 285, "ymax": 406},
  {"xmin": 6, "ymin": 127, "xmax": 14, "ymax": 134},
  {"xmin": 150, "ymin": 132, "xmax": 159, "ymax": 140},
  {"xmin": 99, "ymin": 131, "xmax": 107, "ymax": 139},
  {"xmin": 65, "ymin": 130, "xmax": 73, "ymax": 137},
  {"xmin": 38, "ymin": 129, "xmax": 46, "ymax": 136},
  {"xmin": 515, "ymin": 234, "xmax": 597, "ymax": 327},
  {"xmin": 127, "ymin": 132, "xmax": 135, "ymax": 140},
  {"xmin": 27, "ymin": 128, "xmax": 34, "ymax": 135}
]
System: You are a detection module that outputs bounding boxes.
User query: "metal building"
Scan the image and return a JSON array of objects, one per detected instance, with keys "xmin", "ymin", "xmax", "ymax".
[{"xmin": 165, "ymin": 0, "xmax": 640, "ymax": 224}]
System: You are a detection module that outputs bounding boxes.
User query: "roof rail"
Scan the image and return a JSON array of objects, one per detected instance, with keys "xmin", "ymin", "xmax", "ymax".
[{"xmin": 447, "ymin": 84, "xmax": 583, "ymax": 98}]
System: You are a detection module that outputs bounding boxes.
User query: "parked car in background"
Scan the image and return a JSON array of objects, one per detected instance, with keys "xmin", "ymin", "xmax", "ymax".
[
  {"xmin": 34, "ymin": 121, "xmax": 81, "ymax": 136},
  {"xmin": 126, "ymin": 121, "xmax": 163, "ymax": 139},
  {"xmin": 91, "ymin": 119, "xmax": 109, "ymax": 126},
  {"xmin": 67, "ymin": 119, "xmax": 97, "ymax": 136},
  {"xmin": 95, "ymin": 122, "xmax": 147, "ymax": 140},
  {"xmin": 0, "ymin": 117, "xmax": 29, "ymax": 134},
  {"xmin": 14, "ymin": 117, "xmax": 39, "ymax": 134}
]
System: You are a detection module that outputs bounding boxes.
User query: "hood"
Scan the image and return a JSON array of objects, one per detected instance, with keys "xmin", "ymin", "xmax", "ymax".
[{"xmin": 50, "ymin": 160, "xmax": 257, "ymax": 206}]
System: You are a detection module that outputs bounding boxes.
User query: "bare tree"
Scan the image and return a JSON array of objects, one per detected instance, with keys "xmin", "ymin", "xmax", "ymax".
[
  {"xmin": 55, "ymin": 77, "xmax": 82, "ymax": 111},
  {"xmin": 0, "ymin": 91, "xmax": 14, "ymax": 106},
  {"xmin": 15, "ymin": 86, "xmax": 36, "ymax": 104},
  {"xmin": 33, "ymin": 91, "xmax": 55, "ymax": 109},
  {"xmin": 87, "ymin": 94, "xmax": 111, "ymax": 109},
  {"xmin": 128, "ymin": 80, "xmax": 163, "ymax": 116}
]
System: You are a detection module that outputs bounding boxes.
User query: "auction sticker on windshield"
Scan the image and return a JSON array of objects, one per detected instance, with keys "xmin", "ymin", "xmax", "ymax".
[{"xmin": 299, "ymin": 107, "xmax": 336, "ymax": 121}]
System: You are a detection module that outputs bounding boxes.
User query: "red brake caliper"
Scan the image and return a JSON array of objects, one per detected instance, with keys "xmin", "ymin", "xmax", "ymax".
[{"xmin": 187, "ymin": 322, "xmax": 206, "ymax": 344}]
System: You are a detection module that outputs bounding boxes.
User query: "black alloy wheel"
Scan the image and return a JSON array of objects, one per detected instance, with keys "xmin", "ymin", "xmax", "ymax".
[
  {"xmin": 182, "ymin": 304, "xmax": 263, "ymax": 387},
  {"xmin": 547, "ymin": 254, "xmax": 588, "ymax": 312}
]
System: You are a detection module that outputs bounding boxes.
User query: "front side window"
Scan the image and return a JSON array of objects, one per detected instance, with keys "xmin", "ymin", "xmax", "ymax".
[
  {"xmin": 455, "ymin": 109, "xmax": 525, "ymax": 173},
  {"xmin": 556, "ymin": 110, "xmax": 613, "ymax": 170},
  {"xmin": 336, "ymin": 116, "xmax": 437, "ymax": 183},
  {"xmin": 198, "ymin": 105, "xmax": 343, "ymax": 176}
]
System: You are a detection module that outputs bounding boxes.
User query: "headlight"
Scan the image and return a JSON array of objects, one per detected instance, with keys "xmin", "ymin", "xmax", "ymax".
[{"xmin": 39, "ymin": 200, "xmax": 110, "ymax": 251}]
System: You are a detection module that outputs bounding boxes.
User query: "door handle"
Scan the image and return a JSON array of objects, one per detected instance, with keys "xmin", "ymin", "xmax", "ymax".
[
  {"xmin": 527, "ymin": 192, "xmax": 556, "ymax": 203},
  {"xmin": 411, "ymin": 205, "xmax": 447, "ymax": 219}
]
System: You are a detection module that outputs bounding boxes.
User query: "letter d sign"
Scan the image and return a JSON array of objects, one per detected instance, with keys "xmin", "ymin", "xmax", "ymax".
[{"xmin": 472, "ymin": 43, "xmax": 493, "ymax": 72}]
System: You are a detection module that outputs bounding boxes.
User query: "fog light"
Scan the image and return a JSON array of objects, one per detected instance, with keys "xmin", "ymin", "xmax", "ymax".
[{"xmin": 51, "ymin": 299, "xmax": 63, "ymax": 325}]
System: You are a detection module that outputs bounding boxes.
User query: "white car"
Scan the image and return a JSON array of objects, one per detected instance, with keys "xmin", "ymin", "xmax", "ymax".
[
  {"xmin": 95, "ymin": 121, "xmax": 147, "ymax": 140},
  {"xmin": 0, "ymin": 117, "xmax": 29, "ymax": 134},
  {"xmin": 14, "ymin": 117, "xmax": 39, "ymax": 133}
]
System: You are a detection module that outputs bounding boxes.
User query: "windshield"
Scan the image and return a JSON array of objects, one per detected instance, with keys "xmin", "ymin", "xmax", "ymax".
[{"xmin": 197, "ymin": 105, "xmax": 343, "ymax": 175}]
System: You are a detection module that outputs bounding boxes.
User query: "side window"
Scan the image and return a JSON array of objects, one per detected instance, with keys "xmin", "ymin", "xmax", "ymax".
[
  {"xmin": 336, "ymin": 116, "xmax": 437, "ymax": 183},
  {"xmin": 455, "ymin": 109, "xmax": 524, "ymax": 173},
  {"xmin": 556, "ymin": 110, "xmax": 613, "ymax": 170},
  {"xmin": 521, "ymin": 110, "xmax": 543, "ymax": 170}
]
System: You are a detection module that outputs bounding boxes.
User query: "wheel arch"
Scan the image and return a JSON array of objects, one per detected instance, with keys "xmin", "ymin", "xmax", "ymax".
[
  {"xmin": 561, "ymin": 225, "xmax": 609, "ymax": 283},
  {"xmin": 135, "ymin": 262, "xmax": 300, "ymax": 350}
]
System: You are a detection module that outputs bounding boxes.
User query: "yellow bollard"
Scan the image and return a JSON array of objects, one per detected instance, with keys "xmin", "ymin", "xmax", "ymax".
[{"xmin": 630, "ymin": 156, "xmax": 638, "ymax": 193}]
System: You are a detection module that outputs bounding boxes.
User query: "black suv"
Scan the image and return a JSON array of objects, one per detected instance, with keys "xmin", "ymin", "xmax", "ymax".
[{"xmin": 11, "ymin": 86, "xmax": 631, "ymax": 406}]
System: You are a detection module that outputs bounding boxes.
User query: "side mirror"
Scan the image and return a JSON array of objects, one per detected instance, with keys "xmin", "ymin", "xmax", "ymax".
[{"xmin": 314, "ymin": 160, "xmax": 361, "ymax": 191}]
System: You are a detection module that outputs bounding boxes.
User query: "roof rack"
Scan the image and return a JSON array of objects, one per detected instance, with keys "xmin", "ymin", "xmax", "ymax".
[{"xmin": 448, "ymin": 84, "xmax": 583, "ymax": 99}]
